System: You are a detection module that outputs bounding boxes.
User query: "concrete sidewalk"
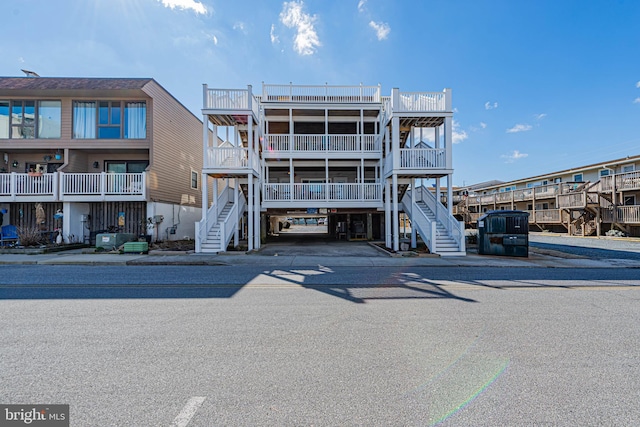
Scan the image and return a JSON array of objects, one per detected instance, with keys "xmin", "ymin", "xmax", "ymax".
[{"xmin": 1, "ymin": 247, "xmax": 639, "ymax": 268}]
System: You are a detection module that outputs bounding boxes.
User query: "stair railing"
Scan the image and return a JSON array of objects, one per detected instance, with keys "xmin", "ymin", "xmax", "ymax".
[
  {"xmin": 217, "ymin": 190, "xmax": 247, "ymax": 251},
  {"xmin": 415, "ymin": 186, "xmax": 465, "ymax": 252},
  {"xmin": 401, "ymin": 190, "xmax": 436, "ymax": 253}
]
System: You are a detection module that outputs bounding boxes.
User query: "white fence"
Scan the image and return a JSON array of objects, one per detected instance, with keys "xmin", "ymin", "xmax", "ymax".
[
  {"xmin": 397, "ymin": 92, "xmax": 448, "ymax": 112},
  {"xmin": 262, "ymin": 84, "xmax": 380, "ymax": 103},
  {"xmin": 204, "ymin": 88, "xmax": 260, "ymax": 118},
  {"xmin": 205, "ymin": 147, "xmax": 260, "ymax": 172},
  {"xmin": 61, "ymin": 173, "xmax": 145, "ymax": 196},
  {"xmin": 263, "ymin": 183, "xmax": 381, "ymax": 202},
  {"xmin": 265, "ymin": 134, "xmax": 379, "ymax": 152},
  {"xmin": 601, "ymin": 206, "xmax": 640, "ymax": 223},
  {"xmin": 600, "ymin": 171, "xmax": 640, "ymax": 192}
]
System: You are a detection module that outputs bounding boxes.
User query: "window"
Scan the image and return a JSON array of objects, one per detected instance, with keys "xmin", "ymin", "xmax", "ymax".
[
  {"xmin": 621, "ymin": 164, "xmax": 635, "ymax": 173},
  {"xmin": 573, "ymin": 174, "xmax": 583, "ymax": 182},
  {"xmin": 0, "ymin": 100, "xmax": 61, "ymax": 139},
  {"xmin": 554, "ymin": 177, "xmax": 562, "ymax": 183},
  {"xmin": 105, "ymin": 161, "xmax": 148, "ymax": 173},
  {"xmin": 600, "ymin": 169, "xmax": 611, "ymax": 177},
  {"xmin": 73, "ymin": 100, "xmax": 146, "ymax": 139},
  {"xmin": 191, "ymin": 171, "xmax": 198, "ymax": 189},
  {"xmin": 624, "ymin": 196, "xmax": 636, "ymax": 206}
]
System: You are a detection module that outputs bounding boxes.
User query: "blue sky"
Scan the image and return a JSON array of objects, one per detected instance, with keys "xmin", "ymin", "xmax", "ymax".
[{"xmin": 3, "ymin": 0, "xmax": 640, "ymax": 186}]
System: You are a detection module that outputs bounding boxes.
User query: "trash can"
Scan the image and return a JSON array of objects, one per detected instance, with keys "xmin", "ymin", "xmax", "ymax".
[{"xmin": 477, "ymin": 211, "xmax": 529, "ymax": 257}]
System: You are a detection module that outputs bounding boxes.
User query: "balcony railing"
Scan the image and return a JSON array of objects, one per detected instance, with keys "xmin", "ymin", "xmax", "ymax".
[
  {"xmin": 396, "ymin": 92, "xmax": 448, "ymax": 112},
  {"xmin": 399, "ymin": 148, "xmax": 446, "ymax": 169},
  {"xmin": 265, "ymin": 134, "xmax": 379, "ymax": 153},
  {"xmin": 203, "ymin": 88, "xmax": 260, "ymax": 118},
  {"xmin": 263, "ymin": 183, "xmax": 381, "ymax": 202},
  {"xmin": 0, "ymin": 172, "xmax": 144, "ymax": 201},
  {"xmin": 205, "ymin": 147, "xmax": 260, "ymax": 172},
  {"xmin": 262, "ymin": 84, "xmax": 380, "ymax": 103},
  {"xmin": 601, "ymin": 206, "xmax": 640, "ymax": 223},
  {"xmin": 601, "ymin": 171, "xmax": 640, "ymax": 192},
  {"xmin": 526, "ymin": 209, "xmax": 566, "ymax": 224}
]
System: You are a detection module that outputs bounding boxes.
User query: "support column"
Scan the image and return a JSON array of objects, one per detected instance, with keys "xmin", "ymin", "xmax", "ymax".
[
  {"xmin": 435, "ymin": 177, "xmax": 441, "ymax": 221},
  {"xmin": 254, "ymin": 176, "xmax": 260, "ymax": 250},
  {"xmin": 385, "ymin": 178, "xmax": 391, "ymax": 248},
  {"xmin": 234, "ymin": 178, "xmax": 239, "ymax": 247},
  {"xmin": 447, "ymin": 174, "xmax": 453, "ymax": 215},
  {"xmin": 247, "ymin": 173, "xmax": 253, "ymax": 251},
  {"xmin": 393, "ymin": 173, "xmax": 399, "ymax": 252},
  {"xmin": 411, "ymin": 179, "xmax": 417, "ymax": 249}
]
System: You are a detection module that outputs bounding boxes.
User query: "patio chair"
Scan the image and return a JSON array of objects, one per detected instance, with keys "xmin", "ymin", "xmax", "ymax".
[{"xmin": 0, "ymin": 224, "xmax": 19, "ymax": 246}]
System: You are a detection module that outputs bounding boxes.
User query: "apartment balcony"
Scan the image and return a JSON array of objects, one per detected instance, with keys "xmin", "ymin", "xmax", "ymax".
[
  {"xmin": 394, "ymin": 90, "xmax": 451, "ymax": 114},
  {"xmin": 0, "ymin": 172, "xmax": 146, "ymax": 202},
  {"xmin": 526, "ymin": 209, "xmax": 567, "ymax": 224},
  {"xmin": 203, "ymin": 86, "xmax": 260, "ymax": 125},
  {"xmin": 261, "ymin": 84, "xmax": 381, "ymax": 103},
  {"xmin": 601, "ymin": 206, "xmax": 640, "ymax": 224},
  {"xmin": 204, "ymin": 147, "xmax": 261, "ymax": 176},
  {"xmin": 600, "ymin": 171, "xmax": 640, "ymax": 192},
  {"xmin": 264, "ymin": 134, "xmax": 380, "ymax": 159},
  {"xmin": 384, "ymin": 148, "xmax": 448, "ymax": 177},
  {"xmin": 262, "ymin": 183, "xmax": 382, "ymax": 208}
]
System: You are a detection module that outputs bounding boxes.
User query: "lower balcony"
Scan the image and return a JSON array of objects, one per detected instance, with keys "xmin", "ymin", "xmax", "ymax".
[
  {"xmin": 263, "ymin": 183, "xmax": 382, "ymax": 208},
  {"xmin": 0, "ymin": 172, "xmax": 146, "ymax": 202}
]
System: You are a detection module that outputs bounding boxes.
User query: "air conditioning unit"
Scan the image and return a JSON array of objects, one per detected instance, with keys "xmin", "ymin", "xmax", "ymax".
[{"xmin": 35, "ymin": 164, "xmax": 45, "ymax": 173}]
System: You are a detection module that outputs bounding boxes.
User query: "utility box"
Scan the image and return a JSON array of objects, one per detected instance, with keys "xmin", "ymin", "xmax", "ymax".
[
  {"xmin": 477, "ymin": 211, "xmax": 529, "ymax": 257},
  {"xmin": 123, "ymin": 241, "xmax": 149, "ymax": 254},
  {"xmin": 96, "ymin": 233, "xmax": 136, "ymax": 251}
]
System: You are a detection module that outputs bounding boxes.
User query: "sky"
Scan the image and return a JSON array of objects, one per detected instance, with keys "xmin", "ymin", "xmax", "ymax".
[{"xmin": 2, "ymin": 0, "xmax": 640, "ymax": 187}]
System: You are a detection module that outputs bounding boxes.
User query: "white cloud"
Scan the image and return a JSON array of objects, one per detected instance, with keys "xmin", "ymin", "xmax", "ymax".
[
  {"xmin": 501, "ymin": 150, "xmax": 528, "ymax": 163},
  {"xmin": 157, "ymin": 0, "xmax": 207, "ymax": 15},
  {"xmin": 369, "ymin": 21, "xmax": 390, "ymax": 40},
  {"xmin": 452, "ymin": 120, "xmax": 468, "ymax": 144},
  {"xmin": 211, "ymin": 35, "xmax": 218, "ymax": 45},
  {"xmin": 18, "ymin": 57, "xmax": 25, "ymax": 64},
  {"xmin": 484, "ymin": 101, "xmax": 498, "ymax": 110},
  {"xmin": 634, "ymin": 97, "xmax": 640, "ymax": 104},
  {"xmin": 636, "ymin": 81, "xmax": 640, "ymax": 88},
  {"xmin": 357, "ymin": 0, "xmax": 367, "ymax": 12},
  {"xmin": 480, "ymin": 122, "xmax": 487, "ymax": 129},
  {"xmin": 534, "ymin": 113, "xmax": 547, "ymax": 120},
  {"xmin": 280, "ymin": 1, "xmax": 321, "ymax": 56},
  {"xmin": 270, "ymin": 24, "xmax": 280, "ymax": 44},
  {"xmin": 233, "ymin": 22, "xmax": 246, "ymax": 33},
  {"xmin": 506, "ymin": 123, "xmax": 532, "ymax": 133}
]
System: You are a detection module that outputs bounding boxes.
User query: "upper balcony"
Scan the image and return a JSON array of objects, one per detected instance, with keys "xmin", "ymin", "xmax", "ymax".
[
  {"xmin": 264, "ymin": 134, "xmax": 380, "ymax": 159},
  {"xmin": 261, "ymin": 84, "xmax": 381, "ymax": 104},
  {"xmin": 263, "ymin": 182, "xmax": 382, "ymax": 209},
  {"xmin": 202, "ymin": 86, "xmax": 260, "ymax": 125},
  {"xmin": 383, "ymin": 148, "xmax": 448, "ymax": 178},
  {"xmin": 204, "ymin": 147, "xmax": 261, "ymax": 176},
  {"xmin": 600, "ymin": 171, "xmax": 640, "ymax": 192},
  {"xmin": 0, "ymin": 172, "xmax": 146, "ymax": 202}
]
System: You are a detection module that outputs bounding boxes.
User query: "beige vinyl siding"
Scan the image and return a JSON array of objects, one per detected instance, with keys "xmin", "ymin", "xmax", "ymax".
[{"xmin": 143, "ymin": 81, "xmax": 202, "ymax": 206}]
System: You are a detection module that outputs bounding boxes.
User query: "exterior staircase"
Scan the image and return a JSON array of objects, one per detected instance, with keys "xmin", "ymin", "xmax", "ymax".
[
  {"xmin": 402, "ymin": 186, "xmax": 465, "ymax": 256},
  {"xmin": 196, "ymin": 186, "xmax": 246, "ymax": 253}
]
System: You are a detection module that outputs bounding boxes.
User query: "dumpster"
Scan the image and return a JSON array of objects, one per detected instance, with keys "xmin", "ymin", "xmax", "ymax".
[{"xmin": 477, "ymin": 211, "xmax": 529, "ymax": 257}]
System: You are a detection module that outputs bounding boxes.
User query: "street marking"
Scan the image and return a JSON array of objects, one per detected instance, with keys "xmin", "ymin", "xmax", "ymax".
[{"xmin": 170, "ymin": 396, "xmax": 205, "ymax": 427}]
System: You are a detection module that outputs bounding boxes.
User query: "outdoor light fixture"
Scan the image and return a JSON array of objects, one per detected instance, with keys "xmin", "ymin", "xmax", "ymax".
[
  {"xmin": 93, "ymin": 161, "xmax": 99, "ymax": 169},
  {"xmin": 12, "ymin": 161, "xmax": 18, "ymax": 168},
  {"xmin": 55, "ymin": 150, "xmax": 62, "ymax": 160},
  {"xmin": 44, "ymin": 155, "xmax": 52, "ymax": 162},
  {"xmin": 3, "ymin": 153, "xmax": 7, "ymax": 164}
]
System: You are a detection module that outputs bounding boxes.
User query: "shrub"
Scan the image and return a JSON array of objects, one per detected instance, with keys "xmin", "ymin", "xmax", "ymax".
[{"xmin": 17, "ymin": 227, "xmax": 48, "ymax": 247}]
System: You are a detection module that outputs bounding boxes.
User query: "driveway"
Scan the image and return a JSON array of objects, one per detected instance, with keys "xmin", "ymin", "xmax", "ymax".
[{"xmin": 259, "ymin": 232, "xmax": 387, "ymax": 257}]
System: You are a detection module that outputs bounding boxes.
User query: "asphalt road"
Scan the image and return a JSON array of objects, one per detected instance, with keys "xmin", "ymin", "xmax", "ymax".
[
  {"xmin": 1, "ymin": 266, "xmax": 639, "ymax": 426},
  {"xmin": 529, "ymin": 234, "xmax": 640, "ymax": 260}
]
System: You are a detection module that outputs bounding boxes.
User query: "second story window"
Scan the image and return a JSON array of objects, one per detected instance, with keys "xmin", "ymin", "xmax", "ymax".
[
  {"xmin": 73, "ymin": 100, "xmax": 146, "ymax": 139},
  {"xmin": 0, "ymin": 100, "xmax": 60, "ymax": 139}
]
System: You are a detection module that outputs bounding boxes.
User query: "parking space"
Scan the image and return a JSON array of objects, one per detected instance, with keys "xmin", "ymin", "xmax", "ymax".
[{"xmin": 260, "ymin": 232, "xmax": 387, "ymax": 257}]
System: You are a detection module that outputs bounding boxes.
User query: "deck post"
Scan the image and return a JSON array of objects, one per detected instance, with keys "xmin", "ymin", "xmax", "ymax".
[
  {"xmin": 393, "ymin": 173, "xmax": 399, "ymax": 252},
  {"xmin": 248, "ymin": 172, "xmax": 253, "ymax": 251},
  {"xmin": 385, "ymin": 178, "xmax": 391, "ymax": 248}
]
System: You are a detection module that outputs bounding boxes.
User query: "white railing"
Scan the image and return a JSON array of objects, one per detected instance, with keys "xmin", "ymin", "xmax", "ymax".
[
  {"xmin": 204, "ymin": 87, "xmax": 259, "ymax": 118},
  {"xmin": 397, "ymin": 92, "xmax": 447, "ymax": 112},
  {"xmin": 601, "ymin": 206, "xmax": 640, "ymax": 223},
  {"xmin": 206, "ymin": 147, "xmax": 260, "ymax": 172},
  {"xmin": 262, "ymin": 84, "xmax": 380, "ymax": 103},
  {"xmin": 263, "ymin": 183, "xmax": 381, "ymax": 202},
  {"xmin": 601, "ymin": 171, "xmax": 640, "ymax": 192},
  {"xmin": 0, "ymin": 173, "xmax": 57, "ymax": 197},
  {"xmin": 61, "ymin": 172, "xmax": 145, "ymax": 196},
  {"xmin": 407, "ymin": 194, "xmax": 437, "ymax": 253},
  {"xmin": 416, "ymin": 186, "xmax": 465, "ymax": 253},
  {"xmin": 265, "ymin": 134, "xmax": 379, "ymax": 152},
  {"xmin": 197, "ymin": 185, "xmax": 231, "ymax": 246},
  {"xmin": 399, "ymin": 148, "xmax": 446, "ymax": 169},
  {"xmin": 528, "ymin": 209, "xmax": 564, "ymax": 223}
]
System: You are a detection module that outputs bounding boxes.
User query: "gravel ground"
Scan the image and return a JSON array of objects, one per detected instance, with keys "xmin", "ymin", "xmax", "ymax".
[{"xmin": 529, "ymin": 233, "xmax": 640, "ymax": 260}]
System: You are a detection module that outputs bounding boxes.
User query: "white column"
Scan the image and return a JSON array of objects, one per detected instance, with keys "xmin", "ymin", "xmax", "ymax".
[
  {"xmin": 248, "ymin": 118, "xmax": 253, "ymax": 171},
  {"xmin": 435, "ymin": 177, "xmax": 441, "ymax": 221},
  {"xmin": 254, "ymin": 176, "xmax": 260, "ymax": 250},
  {"xmin": 234, "ymin": 178, "xmax": 239, "ymax": 247},
  {"xmin": 444, "ymin": 116, "xmax": 453, "ymax": 170},
  {"xmin": 411, "ymin": 179, "xmax": 417, "ymax": 248},
  {"xmin": 447, "ymin": 174, "xmax": 453, "ymax": 215},
  {"xmin": 385, "ymin": 178, "xmax": 391, "ymax": 248},
  {"xmin": 393, "ymin": 173, "xmax": 399, "ymax": 252},
  {"xmin": 202, "ymin": 115, "xmax": 209, "ymax": 168},
  {"xmin": 247, "ymin": 173, "xmax": 253, "ymax": 251}
]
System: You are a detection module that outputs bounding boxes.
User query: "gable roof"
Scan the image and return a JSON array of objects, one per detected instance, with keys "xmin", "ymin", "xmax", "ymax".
[{"xmin": 0, "ymin": 77, "xmax": 153, "ymax": 91}]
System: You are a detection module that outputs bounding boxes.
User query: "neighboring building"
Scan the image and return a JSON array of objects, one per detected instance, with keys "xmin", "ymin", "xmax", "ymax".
[
  {"xmin": 454, "ymin": 155, "xmax": 640, "ymax": 237},
  {"xmin": 0, "ymin": 77, "xmax": 203, "ymax": 244},
  {"xmin": 197, "ymin": 83, "xmax": 465, "ymax": 256}
]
